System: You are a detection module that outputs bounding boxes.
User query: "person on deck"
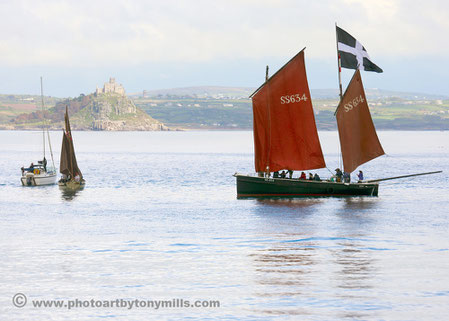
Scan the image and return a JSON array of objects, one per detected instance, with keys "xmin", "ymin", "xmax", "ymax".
[
  {"xmin": 299, "ymin": 172, "xmax": 306, "ymax": 180},
  {"xmin": 357, "ymin": 170, "xmax": 364, "ymax": 182},
  {"xmin": 273, "ymin": 171, "xmax": 279, "ymax": 178},
  {"xmin": 313, "ymin": 173, "xmax": 321, "ymax": 181},
  {"xmin": 280, "ymin": 171, "xmax": 286, "ymax": 178},
  {"xmin": 288, "ymin": 170, "xmax": 293, "ymax": 179},
  {"xmin": 265, "ymin": 166, "xmax": 270, "ymax": 178},
  {"xmin": 343, "ymin": 171, "xmax": 350, "ymax": 183},
  {"xmin": 335, "ymin": 168, "xmax": 343, "ymax": 182},
  {"xmin": 43, "ymin": 157, "xmax": 47, "ymax": 172},
  {"xmin": 308, "ymin": 173, "xmax": 314, "ymax": 180}
]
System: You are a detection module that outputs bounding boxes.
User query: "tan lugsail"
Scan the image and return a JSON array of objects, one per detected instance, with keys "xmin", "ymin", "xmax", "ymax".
[
  {"xmin": 252, "ymin": 49, "xmax": 325, "ymax": 173},
  {"xmin": 59, "ymin": 106, "xmax": 82, "ymax": 178},
  {"xmin": 336, "ymin": 69, "xmax": 384, "ymax": 173}
]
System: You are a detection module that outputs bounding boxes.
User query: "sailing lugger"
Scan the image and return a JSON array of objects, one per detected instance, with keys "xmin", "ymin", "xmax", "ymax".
[
  {"xmin": 234, "ymin": 48, "xmax": 382, "ymax": 197},
  {"xmin": 235, "ymin": 25, "xmax": 442, "ymax": 198},
  {"xmin": 59, "ymin": 106, "xmax": 85, "ymax": 188}
]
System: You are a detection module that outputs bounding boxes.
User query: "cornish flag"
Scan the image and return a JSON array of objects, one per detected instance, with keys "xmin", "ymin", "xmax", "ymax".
[{"xmin": 336, "ymin": 26, "xmax": 383, "ymax": 73}]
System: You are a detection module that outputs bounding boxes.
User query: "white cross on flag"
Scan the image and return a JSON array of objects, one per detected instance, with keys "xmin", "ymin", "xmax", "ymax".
[{"xmin": 336, "ymin": 26, "xmax": 383, "ymax": 73}]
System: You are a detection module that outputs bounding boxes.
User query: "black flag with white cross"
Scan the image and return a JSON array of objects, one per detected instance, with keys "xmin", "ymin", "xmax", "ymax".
[{"xmin": 336, "ymin": 26, "xmax": 383, "ymax": 73}]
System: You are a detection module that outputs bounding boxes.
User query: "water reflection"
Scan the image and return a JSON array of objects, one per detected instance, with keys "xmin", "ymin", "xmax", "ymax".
[
  {"xmin": 255, "ymin": 198, "xmax": 323, "ymax": 209},
  {"xmin": 59, "ymin": 185, "xmax": 84, "ymax": 201},
  {"xmin": 251, "ymin": 244, "xmax": 316, "ymax": 294},
  {"xmin": 332, "ymin": 239, "xmax": 377, "ymax": 320},
  {"xmin": 332, "ymin": 241, "xmax": 376, "ymax": 290},
  {"xmin": 249, "ymin": 237, "xmax": 317, "ymax": 317},
  {"xmin": 253, "ymin": 199, "xmax": 324, "ymax": 225},
  {"xmin": 249, "ymin": 224, "xmax": 378, "ymax": 318},
  {"xmin": 250, "ymin": 237, "xmax": 378, "ymax": 318},
  {"xmin": 342, "ymin": 197, "xmax": 379, "ymax": 210}
]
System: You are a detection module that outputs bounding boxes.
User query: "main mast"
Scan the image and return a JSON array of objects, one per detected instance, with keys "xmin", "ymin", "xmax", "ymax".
[
  {"xmin": 335, "ymin": 22, "xmax": 343, "ymax": 102},
  {"xmin": 264, "ymin": 65, "xmax": 271, "ymax": 175},
  {"xmin": 40, "ymin": 77, "xmax": 56, "ymax": 171},
  {"xmin": 40, "ymin": 77, "xmax": 46, "ymax": 160},
  {"xmin": 335, "ymin": 23, "xmax": 343, "ymax": 169}
]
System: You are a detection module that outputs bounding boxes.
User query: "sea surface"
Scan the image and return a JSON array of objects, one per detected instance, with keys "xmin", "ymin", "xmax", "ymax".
[{"xmin": 0, "ymin": 130, "xmax": 448, "ymax": 320}]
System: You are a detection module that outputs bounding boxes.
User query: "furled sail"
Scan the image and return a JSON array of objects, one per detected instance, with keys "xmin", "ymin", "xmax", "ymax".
[
  {"xmin": 59, "ymin": 107, "xmax": 82, "ymax": 178},
  {"xmin": 252, "ymin": 49, "xmax": 326, "ymax": 173},
  {"xmin": 336, "ymin": 69, "xmax": 384, "ymax": 173}
]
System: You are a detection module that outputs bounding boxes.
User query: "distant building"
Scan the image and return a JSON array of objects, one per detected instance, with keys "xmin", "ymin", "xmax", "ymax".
[{"xmin": 96, "ymin": 78, "xmax": 125, "ymax": 96}]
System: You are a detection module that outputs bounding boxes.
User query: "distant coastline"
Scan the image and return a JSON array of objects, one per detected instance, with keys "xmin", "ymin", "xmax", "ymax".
[{"xmin": 1, "ymin": 86, "xmax": 448, "ymax": 131}]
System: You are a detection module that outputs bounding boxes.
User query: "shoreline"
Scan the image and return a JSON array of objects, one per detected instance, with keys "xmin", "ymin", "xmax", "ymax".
[{"xmin": 0, "ymin": 128, "xmax": 447, "ymax": 132}]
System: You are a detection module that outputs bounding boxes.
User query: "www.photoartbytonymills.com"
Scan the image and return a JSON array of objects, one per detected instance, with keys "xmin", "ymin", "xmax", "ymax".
[{"xmin": 12, "ymin": 293, "xmax": 220, "ymax": 310}]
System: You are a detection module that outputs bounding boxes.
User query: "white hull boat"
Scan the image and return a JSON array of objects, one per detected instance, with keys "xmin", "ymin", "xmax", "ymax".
[
  {"xmin": 21, "ymin": 170, "xmax": 57, "ymax": 186},
  {"xmin": 20, "ymin": 77, "xmax": 57, "ymax": 186}
]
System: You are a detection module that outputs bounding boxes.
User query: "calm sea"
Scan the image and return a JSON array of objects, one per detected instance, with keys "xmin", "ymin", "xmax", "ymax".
[{"xmin": 0, "ymin": 130, "xmax": 448, "ymax": 320}]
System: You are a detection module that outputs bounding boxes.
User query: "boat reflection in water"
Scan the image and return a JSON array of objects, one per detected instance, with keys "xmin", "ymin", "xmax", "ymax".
[
  {"xmin": 59, "ymin": 185, "xmax": 84, "ymax": 201},
  {"xmin": 255, "ymin": 198, "xmax": 324, "ymax": 209},
  {"xmin": 248, "ymin": 199, "xmax": 380, "ymax": 319},
  {"xmin": 249, "ymin": 236, "xmax": 377, "ymax": 318}
]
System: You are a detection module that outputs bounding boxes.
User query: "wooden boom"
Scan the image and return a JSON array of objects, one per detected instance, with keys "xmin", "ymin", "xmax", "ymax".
[{"xmin": 364, "ymin": 171, "xmax": 443, "ymax": 183}]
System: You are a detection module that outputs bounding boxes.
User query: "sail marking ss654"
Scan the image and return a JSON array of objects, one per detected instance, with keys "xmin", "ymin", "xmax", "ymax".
[
  {"xmin": 252, "ymin": 49, "xmax": 325, "ymax": 173},
  {"xmin": 336, "ymin": 69, "xmax": 385, "ymax": 173}
]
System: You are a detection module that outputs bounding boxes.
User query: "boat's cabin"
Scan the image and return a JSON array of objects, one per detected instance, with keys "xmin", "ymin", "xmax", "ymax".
[{"xmin": 21, "ymin": 162, "xmax": 55, "ymax": 176}]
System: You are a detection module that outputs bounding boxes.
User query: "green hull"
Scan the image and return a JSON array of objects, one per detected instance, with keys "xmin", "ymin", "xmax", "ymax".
[{"xmin": 235, "ymin": 174, "xmax": 378, "ymax": 198}]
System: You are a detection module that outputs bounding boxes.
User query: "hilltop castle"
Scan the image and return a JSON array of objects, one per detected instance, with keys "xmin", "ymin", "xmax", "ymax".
[{"xmin": 96, "ymin": 77, "xmax": 125, "ymax": 96}]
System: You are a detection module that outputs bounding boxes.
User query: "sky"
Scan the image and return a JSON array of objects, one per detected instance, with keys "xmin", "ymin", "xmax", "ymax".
[{"xmin": 0, "ymin": 0, "xmax": 448, "ymax": 97}]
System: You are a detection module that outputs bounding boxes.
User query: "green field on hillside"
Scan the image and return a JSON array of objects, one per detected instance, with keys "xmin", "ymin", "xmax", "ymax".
[{"xmin": 135, "ymin": 97, "xmax": 449, "ymax": 130}]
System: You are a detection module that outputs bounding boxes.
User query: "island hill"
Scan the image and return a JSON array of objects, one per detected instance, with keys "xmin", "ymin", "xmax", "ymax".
[{"xmin": 9, "ymin": 78, "xmax": 169, "ymax": 131}]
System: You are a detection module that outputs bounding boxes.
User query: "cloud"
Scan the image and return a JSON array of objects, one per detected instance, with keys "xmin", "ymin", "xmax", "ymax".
[
  {"xmin": 1, "ymin": 0, "xmax": 448, "ymax": 68},
  {"xmin": 0, "ymin": 0, "xmax": 448, "ymax": 97}
]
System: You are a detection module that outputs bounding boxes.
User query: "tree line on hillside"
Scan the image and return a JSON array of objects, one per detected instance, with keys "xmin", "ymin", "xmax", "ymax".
[{"xmin": 12, "ymin": 95, "xmax": 90, "ymax": 124}]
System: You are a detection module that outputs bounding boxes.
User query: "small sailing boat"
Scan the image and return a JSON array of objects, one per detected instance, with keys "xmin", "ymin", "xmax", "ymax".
[
  {"xmin": 58, "ymin": 106, "xmax": 85, "ymax": 189},
  {"xmin": 20, "ymin": 77, "xmax": 57, "ymax": 186},
  {"xmin": 235, "ymin": 27, "xmax": 441, "ymax": 198}
]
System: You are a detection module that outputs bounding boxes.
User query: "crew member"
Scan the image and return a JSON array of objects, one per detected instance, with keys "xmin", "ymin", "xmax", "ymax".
[
  {"xmin": 335, "ymin": 168, "xmax": 343, "ymax": 182},
  {"xmin": 357, "ymin": 170, "xmax": 364, "ymax": 182}
]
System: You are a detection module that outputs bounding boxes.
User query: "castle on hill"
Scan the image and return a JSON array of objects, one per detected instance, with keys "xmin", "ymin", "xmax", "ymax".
[{"xmin": 95, "ymin": 77, "xmax": 125, "ymax": 96}]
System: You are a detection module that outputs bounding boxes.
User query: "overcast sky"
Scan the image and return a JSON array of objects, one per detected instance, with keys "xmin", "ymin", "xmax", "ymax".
[{"xmin": 1, "ymin": 0, "xmax": 448, "ymax": 97}]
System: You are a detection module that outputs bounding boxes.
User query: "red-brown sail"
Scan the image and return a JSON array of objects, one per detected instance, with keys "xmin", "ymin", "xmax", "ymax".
[
  {"xmin": 336, "ymin": 69, "xmax": 384, "ymax": 173},
  {"xmin": 59, "ymin": 107, "xmax": 82, "ymax": 178},
  {"xmin": 252, "ymin": 49, "xmax": 325, "ymax": 173}
]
